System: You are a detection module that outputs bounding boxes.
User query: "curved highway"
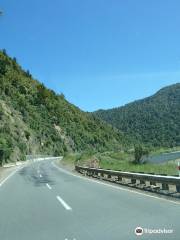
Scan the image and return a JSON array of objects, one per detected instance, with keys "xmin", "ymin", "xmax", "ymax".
[{"xmin": 0, "ymin": 159, "xmax": 180, "ymax": 240}]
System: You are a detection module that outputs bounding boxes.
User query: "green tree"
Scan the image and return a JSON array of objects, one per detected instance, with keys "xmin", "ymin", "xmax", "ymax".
[
  {"xmin": 2, "ymin": 49, "xmax": 7, "ymax": 56},
  {"xmin": 134, "ymin": 145, "xmax": 149, "ymax": 164}
]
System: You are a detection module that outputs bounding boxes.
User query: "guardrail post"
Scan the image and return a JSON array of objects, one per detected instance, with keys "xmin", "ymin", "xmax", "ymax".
[
  {"xmin": 156, "ymin": 182, "xmax": 163, "ymax": 190},
  {"xmin": 113, "ymin": 176, "xmax": 118, "ymax": 182},
  {"xmin": 122, "ymin": 177, "xmax": 131, "ymax": 184},
  {"xmin": 118, "ymin": 176, "xmax": 122, "ymax": 182},
  {"xmin": 145, "ymin": 181, "xmax": 151, "ymax": 187},
  {"xmin": 176, "ymin": 185, "xmax": 180, "ymax": 193},
  {"xmin": 92, "ymin": 171, "xmax": 97, "ymax": 178},
  {"xmin": 111, "ymin": 175, "xmax": 117, "ymax": 182},
  {"xmin": 105, "ymin": 174, "xmax": 109, "ymax": 180},
  {"xmin": 101, "ymin": 173, "xmax": 104, "ymax": 179},
  {"xmin": 98, "ymin": 172, "xmax": 101, "ymax": 178},
  {"xmin": 168, "ymin": 184, "xmax": 177, "ymax": 193},
  {"xmin": 136, "ymin": 179, "xmax": 140, "ymax": 185}
]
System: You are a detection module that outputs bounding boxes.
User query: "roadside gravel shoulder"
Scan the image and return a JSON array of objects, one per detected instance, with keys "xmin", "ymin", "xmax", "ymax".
[
  {"xmin": 0, "ymin": 166, "xmax": 17, "ymax": 183},
  {"xmin": 57, "ymin": 160, "xmax": 75, "ymax": 172}
]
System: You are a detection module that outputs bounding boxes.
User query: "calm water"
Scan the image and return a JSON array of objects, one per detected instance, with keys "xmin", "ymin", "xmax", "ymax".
[{"xmin": 144, "ymin": 151, "xmax": 180, "ymax": 164}]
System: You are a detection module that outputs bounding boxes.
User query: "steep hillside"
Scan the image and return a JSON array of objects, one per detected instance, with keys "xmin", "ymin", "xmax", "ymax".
[
  {"xmin": 94, "ymin": 83, "xmax": 180, "ymax": 147},
  {"xmin": 0, "ymin": 50, "xmax": 127, "ymax": 164}
]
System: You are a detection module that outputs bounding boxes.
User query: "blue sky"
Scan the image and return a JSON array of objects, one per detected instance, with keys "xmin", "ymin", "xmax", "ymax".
[{"xmin": 0, "ymin": 0, "xmax": 180, "ymax": 111}]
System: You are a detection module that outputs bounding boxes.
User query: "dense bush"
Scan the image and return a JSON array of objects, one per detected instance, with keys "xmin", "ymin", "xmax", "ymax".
[
  {"xmin": 0, "ymin": 50, "xmax": 128, "ymax": 162},
  {"xmin": 94, "ymin": 83, "xmax": 180, "ymax": 147}
]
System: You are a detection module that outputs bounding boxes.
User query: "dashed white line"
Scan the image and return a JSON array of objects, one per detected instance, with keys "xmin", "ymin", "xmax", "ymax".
[
  {"xmin": 56, "ymin": 196, "xmax": 72, "ymax": 211},
  {"xmin": 39, "ymin": 174, "xmax": 42, "ymax": 178},
  {"xmin": 46, "ymin": 183, "xmax": 52, "ymax": 190}
]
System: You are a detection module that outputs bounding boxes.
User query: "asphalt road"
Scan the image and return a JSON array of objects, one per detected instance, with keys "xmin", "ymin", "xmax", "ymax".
[{"xmin": 0, "ymin": 159, "xmax": 180, "ymax": 240}]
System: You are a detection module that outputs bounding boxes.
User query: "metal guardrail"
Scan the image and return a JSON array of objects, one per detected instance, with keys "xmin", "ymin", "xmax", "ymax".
[
  {"xmin": 29, "ymin": 156, "xmax": 63, "ymax": 162},
  {"xmin": 75, "ymin": 166, "xmax": 180, "ymax": 196},
  {"xmin": 3, "ymin": 162, "xmax": 25, "ymax": 168},
  {"xmin": 26, "ymin": 155, "xmax": 52, "ymax": 160}
]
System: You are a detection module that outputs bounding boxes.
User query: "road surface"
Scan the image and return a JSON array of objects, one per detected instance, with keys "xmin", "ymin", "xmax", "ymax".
[{"xmin": 0, "ymin": 159, "xmax": 180, "ymax": 240}]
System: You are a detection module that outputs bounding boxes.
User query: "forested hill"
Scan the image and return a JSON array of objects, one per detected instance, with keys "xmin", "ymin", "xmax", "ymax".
[
  {"xmin": 94, "ymin": 83, "xmax": 180, "ymax": 147},
  {"xmin": 0, "ymin": 50, "xmax": 127, "ymax": 164}
]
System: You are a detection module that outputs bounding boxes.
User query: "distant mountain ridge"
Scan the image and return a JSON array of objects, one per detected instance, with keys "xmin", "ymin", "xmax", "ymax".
[
  {"xmin": 0, "ymin": 50, "xmax": 127, "ymax": 164},
  {"xmin": 93, "ymin": 83, "xmax": 180, "ymax": 147}
]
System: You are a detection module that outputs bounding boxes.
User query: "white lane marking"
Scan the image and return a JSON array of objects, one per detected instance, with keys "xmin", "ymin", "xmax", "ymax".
[
  {"xmin": 56, "ymin": 196, "xmax": 72, "ymax": 211},
  {"xmin": 39, "ymin": 174, "xmax": 42, "ymax": 178},
  {"xmin": 52, "ymin": 162, "xmax": 180, "ymax": 206},
  {"xmin": 46, "ymin": 183, "xmax": 52, "ymax": 190},
  {"xmin": 0, "ymin": 167, "xmax": 21, "ymax": 187}
]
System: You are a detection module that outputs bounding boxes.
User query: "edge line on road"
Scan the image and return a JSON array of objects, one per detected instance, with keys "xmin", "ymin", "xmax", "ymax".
[
  {"xmin": 0, "ymin": 167, "xmax": 21, "ymax": 187},
  {"xmin": 52, "ymin": 162, "xmax": 180, "ymax": 206}
]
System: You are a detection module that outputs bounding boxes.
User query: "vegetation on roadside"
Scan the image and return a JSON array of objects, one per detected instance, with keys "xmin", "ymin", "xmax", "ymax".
[
  {"xmin": 0, "ymin": 49, "xmax": 129, "ymax": 164},
  {"xmin": 98, "ymin": 153, "xmax": 178, "ymax": 176},
  {"xmin": 62, "ymin": 149, "xmax": 179, "ymax": 176},
  {"xmin": 61, "ymin": 151, "xmax": 96, "ymax": 166},
  {"xmin": 133, "ymin": 145, "xmax": 149, "ymax": 164},
  {"xmin": 1, "ymin": 49, "xmax": 179, "ymax": 176}
]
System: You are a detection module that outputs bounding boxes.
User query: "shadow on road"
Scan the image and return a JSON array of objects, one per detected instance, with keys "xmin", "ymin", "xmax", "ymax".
[{"xmin": 19, "ymin": 165, "xmax": 56, "ymax": 187}]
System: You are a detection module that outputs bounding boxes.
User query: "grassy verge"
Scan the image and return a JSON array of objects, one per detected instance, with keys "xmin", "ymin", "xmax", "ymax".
[
  {"xmin": 98, "ymin": 152, "xmax": 178, "ymax": 175},
  {"xmin": 62, "ymin": 150, "xmax": 179, "ymax": 176},
  {"xmin": 100, "ymin": 159, "xmax": 177, "ymax": 175},
  {"xmin": 61, "ymin": 151, "xmax": 95, "ymax": 166}
]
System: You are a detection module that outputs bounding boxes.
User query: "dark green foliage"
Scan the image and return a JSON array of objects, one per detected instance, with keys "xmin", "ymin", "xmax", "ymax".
[
  {"xmin": 0, "ymin": 50, "xmax": 127, "ymax": 162},
  {"xmin": 0, "ymin": 137, "xmax": 12, "ymax": 166},
  {"xmin": 25, "ymin": 70, "xmax": 32, "ymax": 78},
  {"xmin": 2, "ymin": 49, "xmax": 7, "ymax": 56},
  {"xmin": 94, "ymin": 83, "xmax": 180, "ymax": 148},
  {"xmin": 134, "ymin": 145, "xmax": 149, "ymax": 164}
]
